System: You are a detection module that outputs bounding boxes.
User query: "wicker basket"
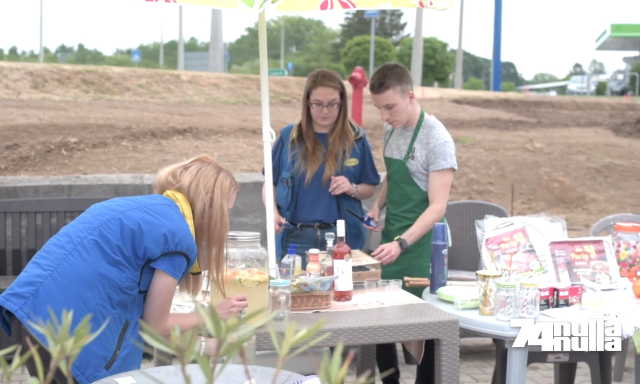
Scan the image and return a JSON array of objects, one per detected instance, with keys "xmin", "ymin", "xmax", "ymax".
[{"xmin": 291, "ymin": 291, "xmax": 333, "ymax": 311}]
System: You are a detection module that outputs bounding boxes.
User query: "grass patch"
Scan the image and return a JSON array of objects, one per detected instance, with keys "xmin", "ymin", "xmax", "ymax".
[{"xmin": 454, "ymin": 137, "xmax": 475, "ymax": 145}]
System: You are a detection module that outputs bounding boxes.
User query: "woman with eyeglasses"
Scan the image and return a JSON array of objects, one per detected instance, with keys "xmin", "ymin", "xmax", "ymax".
[{"xmin": 262, "ymin": 69, "xmax": 380, "ymax": 266}]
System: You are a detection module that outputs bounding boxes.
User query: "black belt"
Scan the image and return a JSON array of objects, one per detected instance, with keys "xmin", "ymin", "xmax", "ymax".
[{"xmin": 289, "ymin": 221, "xmax": 335, "ymax": 230}]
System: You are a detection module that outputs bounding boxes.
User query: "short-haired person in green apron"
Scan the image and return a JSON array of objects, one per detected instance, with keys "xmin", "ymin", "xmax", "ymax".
[{"xmin": 365, "ymin": 63, "xmax": 458, "ymax": 384}]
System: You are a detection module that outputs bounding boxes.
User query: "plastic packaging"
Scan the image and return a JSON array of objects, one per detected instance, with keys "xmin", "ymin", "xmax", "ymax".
[{"xmin": 281, "ymin": 244, "xmax": 298, "ymax": 279}]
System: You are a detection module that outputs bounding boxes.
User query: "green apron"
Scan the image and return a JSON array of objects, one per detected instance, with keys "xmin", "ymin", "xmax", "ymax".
[{"xmin": 381, "ymin": 110, "xmax": 440, "ymax": 297}]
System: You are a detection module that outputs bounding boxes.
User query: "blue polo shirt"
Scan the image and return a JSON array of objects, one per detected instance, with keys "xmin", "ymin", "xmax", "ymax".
[{"xmin": 271, "ymin": 132, "xmax": 379, "ymax": 224}]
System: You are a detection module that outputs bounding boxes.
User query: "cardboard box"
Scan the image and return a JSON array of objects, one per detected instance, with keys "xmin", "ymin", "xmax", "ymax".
[
  {"xmin": 554, "ymin": 285, "xmax": 583, "ymax": 308},
  {"xmin": 319, "ymin": 249, "xmax": 382, "ymax": 282},
  {"xmin": 539, "ymin": 286, "xmax": 555, "ymax": 310}
]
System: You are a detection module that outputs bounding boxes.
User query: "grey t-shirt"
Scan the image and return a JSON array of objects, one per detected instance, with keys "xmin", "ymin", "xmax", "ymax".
[{"xmin": 383, "ymin": 115, "xmax": 458, "ymax": 192}]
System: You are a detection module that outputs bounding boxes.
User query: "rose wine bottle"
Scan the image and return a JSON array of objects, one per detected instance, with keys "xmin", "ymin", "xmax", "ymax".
[{"xmin": 332, "ymin": 220, "xmax": 353, "ymax": 301}]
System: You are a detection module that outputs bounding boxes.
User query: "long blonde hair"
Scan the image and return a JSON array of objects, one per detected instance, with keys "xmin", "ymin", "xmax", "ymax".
[
  {"xmin": 292, "ymin": 69, "xmax": 360, "ymax": 185},
  {"xmin": 153, "ymin": 155, "xmax": 238, "ymax": 298}
]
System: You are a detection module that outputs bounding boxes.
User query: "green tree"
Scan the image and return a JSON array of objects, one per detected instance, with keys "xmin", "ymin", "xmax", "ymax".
[
  {"xmin": 397, "ymin": 37, "xmax": 451, "ymax": 86},
  {"xmin": 340, "ymin": 35, "xmax": 395, "ymax": 77},
  {"xmin": 569, "ymin": 63, "xmax": 585, "ymax": 76},
  {"xmin": 290, "ymin": 28, "xmax": 346, "ymax": 78},
  {"xmin": 630, "ymin": 62, "xmax": 640, "ymax": 96},
  {"xmin": 502, "ymin": 61, "xmax": 524, "ymax": 86},
  {"xmin": 64, "ymin": 44, "xmax": 105, "ymax": 65},
  {"xmin": 529, "ymin": 73, "xmax": 560, "ymax": 84},
  {"xmin": 447, "ymin": 48, "xmax": 491, "ymax": 88},
  {"xmin": 588, "ymin": 59, "xmax": 606, "ymax": 74},
  {"xmin": 463, "ymin": 77, "xmax": 484, "ymax": 90},
  {"xmin": 501, "ymin": 81, "xmax": 515, "ymax": 92},
  {"xmin": 229, "ymin": 16, "xmax": 333, "ymax": 69},
  {"xmin": 338, "ymin": 10, "xmax": 407, "ymax": 49},
  {"xmin": 0, "ymin": 48, "xmax": 4, "ymax": 60}
]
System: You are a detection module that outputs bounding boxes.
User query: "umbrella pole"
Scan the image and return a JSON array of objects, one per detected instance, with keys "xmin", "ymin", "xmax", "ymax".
[{"xmin": 257, "ymin": 9, "xmax": 277, "ymax": 269}]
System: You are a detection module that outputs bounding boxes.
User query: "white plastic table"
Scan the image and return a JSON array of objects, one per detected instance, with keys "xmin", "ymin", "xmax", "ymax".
[
  {"xmin": 422, "ymin": 288, "xmax": 640, "ymax": 384},
  {"xmin": 422, "ymin": 289, "xmax": 533, "ymax": 383},
  {"xmin": 92, "ymin": 363, "xmax": 305, "ymax": 384}
]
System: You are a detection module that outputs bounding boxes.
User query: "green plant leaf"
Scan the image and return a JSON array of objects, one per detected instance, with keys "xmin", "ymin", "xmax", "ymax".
[
  {"xmin": 286, "ymin": 332, "xmax": 330, "ymax": 360},
  {"xmin": 290, "ymin": 320, "xmax": 325, "ymax": 346},
  {"xmin": 10, "ymin": 345, "xmax": 32, "ymax": 372},
  {"xmin": 25, "ymin": 338, "xmax": 45, "ymax": 383},
  {"xmin": 194, "ymin": 354, "xmax": 213, "ymax": 381},
  {"xmin": 0, "ymin": 357, "xmax": 11, "ymax": 382},
  {"xmin": 268, "ymin": 326, "xmax": 282, "ymax": 355},
  {"xmin": 0, "ymin": 345, "xmax": 18, "ymax": 357}
]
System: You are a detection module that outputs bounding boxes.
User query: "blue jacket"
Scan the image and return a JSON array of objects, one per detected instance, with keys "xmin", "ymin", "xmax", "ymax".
[
  {"xmin": 274, "ymin": 123, "xmax": 371, "ymax": 258},
  {"xmin": 0, "ymin": 195, "xmax": 197, "ymax": 384}
]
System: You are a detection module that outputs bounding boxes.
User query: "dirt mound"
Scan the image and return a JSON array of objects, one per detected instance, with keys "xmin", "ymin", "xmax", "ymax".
[
  {"xmin": 1, "ymin": 62, "xmax": 640, "ymax": 235},
  {"xmin": 0, "ymin": 62, "xmax": 307, "ymax": 103},
  {"xmin": 452, "ymin": 96, "xmax": 640, "ymax": 135},
  {"xmin": 611, "ymin": 118, "xmax": 640, "ymax": 138}
]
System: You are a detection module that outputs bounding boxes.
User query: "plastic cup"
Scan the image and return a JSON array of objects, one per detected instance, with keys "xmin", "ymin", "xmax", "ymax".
[
  {"xmin": 364, "ymin": 281, "xmax": 378, "ymax": 304},
  {"xmin": 379, "ymin": 280, "xmax": 391, "ymax": 303},
  {"xmin": 364, "ymin": 278, "xmax": 380, "ymax": 287},
  {"xmin": 390, "ymin": 279, "xmax": 402, "ymax": 292}
]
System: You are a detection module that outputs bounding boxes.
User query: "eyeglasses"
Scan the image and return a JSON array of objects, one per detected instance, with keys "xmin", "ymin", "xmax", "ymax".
[{"xmin": 309, "ymin": 102, "xmax": 341, "ymax": 111}]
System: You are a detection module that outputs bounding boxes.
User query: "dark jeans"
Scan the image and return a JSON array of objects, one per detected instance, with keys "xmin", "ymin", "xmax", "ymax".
[
  {"xmin": 283, "ymin": 226, "xmax": 336, "ymax": 269},
  {"xmin": 376, "ymin": 340, "xmax": 435, "ymax": 384},
  {"xmin": 11, "ymin": 315, "xmax": 79, "ymax": 384}
]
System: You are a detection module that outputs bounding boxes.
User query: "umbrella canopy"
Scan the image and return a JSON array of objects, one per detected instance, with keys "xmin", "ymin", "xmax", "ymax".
[
  {"xmin": 144, "ymin": 0, "xmax": 453, "ymax": 12},
  {"xmin": 142, "ymin": 0, "xmax": 452, "ymax": 268}
]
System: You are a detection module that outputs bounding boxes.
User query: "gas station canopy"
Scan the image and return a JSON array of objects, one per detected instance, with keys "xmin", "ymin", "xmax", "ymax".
[{"xmin": 596, "ymin": 24, "xmax": 640, "ymax": 51}]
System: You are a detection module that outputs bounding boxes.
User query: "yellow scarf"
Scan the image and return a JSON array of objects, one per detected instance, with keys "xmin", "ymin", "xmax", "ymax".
[{"xmin": 163, "ymin": 190, "xmax": 201, "ymax": 275}]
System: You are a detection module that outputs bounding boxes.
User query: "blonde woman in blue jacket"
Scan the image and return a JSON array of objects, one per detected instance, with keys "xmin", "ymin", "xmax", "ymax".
[{"xmin": 0, "ymin": 155, "xmax": 247, "ymax": 384}]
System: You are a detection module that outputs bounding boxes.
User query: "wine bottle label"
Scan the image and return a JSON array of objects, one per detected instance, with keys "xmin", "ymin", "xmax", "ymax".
[{"xmin": 333, "ymin": 258, "xmax": 353, "ymax": 291}]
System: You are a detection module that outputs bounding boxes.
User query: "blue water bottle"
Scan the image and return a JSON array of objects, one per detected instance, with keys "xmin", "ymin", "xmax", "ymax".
[{"xmin": 430, "ymin": 222, "xmax": 448, "ymax": 294}]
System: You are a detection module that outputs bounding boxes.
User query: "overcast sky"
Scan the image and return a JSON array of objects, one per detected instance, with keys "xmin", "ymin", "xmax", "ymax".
[{"xmin": 1, "ymin": 0, "xmax": 639, "ymax": 80}]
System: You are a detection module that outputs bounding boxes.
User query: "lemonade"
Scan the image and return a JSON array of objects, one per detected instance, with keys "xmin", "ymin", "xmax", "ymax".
[{"xmin": 211, "ymin": 268, "xmax": 270, "ymax": 324}]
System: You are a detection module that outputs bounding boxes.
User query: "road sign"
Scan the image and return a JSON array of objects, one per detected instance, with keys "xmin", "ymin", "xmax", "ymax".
[
  {"xmin": 287, "ymin": 62, "xmax": 294, "ymax": 72},
  {"xmin": 268, "ymin": 68, "xmax": 288, "ymax": 76},
  {"xmin": 131, "ymin": 50, "xmax": 142, "ymax": 64},
  {"xmin": 364, "ymin": 10, "xmax": 380, "ymax": 18}
]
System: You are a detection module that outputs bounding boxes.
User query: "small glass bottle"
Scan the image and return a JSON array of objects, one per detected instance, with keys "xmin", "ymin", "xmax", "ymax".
[
  {"xmin": 518, "ymin": 282, "xmax": 541, "ymax": 318},
  {"xmin": 322, "ymin": 232, "xmax": 335, "ymax": 276},
  {"xmin": 494, "ymin": 282, "xmax": 518, "ymax": 321},
  {"xmin": 476, "ymin": 270, "xmax": 502, "ymax": 316},
  {"xmin": 269, "ymin": 279, "xmax": 291, "ymax": 320},
  {"xmin": 306, "ymin": 248, "xmax": 322, "ymax": 277}
]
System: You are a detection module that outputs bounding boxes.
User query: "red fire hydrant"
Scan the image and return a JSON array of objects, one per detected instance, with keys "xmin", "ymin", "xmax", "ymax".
[{"xmin": 348, "ymin": 66, "xmax": 368, "ymax": 127}]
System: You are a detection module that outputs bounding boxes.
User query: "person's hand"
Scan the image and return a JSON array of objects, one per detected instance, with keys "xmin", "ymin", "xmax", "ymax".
[
  {"xmin": 329, "ymin": 176, "xmax": 354, "ymax": 196},
  {"xmin": 371, "ymin": 241, "xmax": 402, "ymax": 265},
  {"xmin": 364, "ymin": 205, "xmax": 384, "ymax": 232},
  {"xmin": 274, "ymin": 212, "xmax": 285, "ymax": 234},
  {"xmin": 215, "ymin": 294, "xmax": 248, "ymax": 319}
]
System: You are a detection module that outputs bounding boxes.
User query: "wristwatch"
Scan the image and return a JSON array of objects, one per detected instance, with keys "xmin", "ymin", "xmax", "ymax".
[
  {"xmin": 351, "ymin": 183, "xmax": 359, "ymax": 198},
  {"xmin": 394, "ymin": 236, "xmax": 410, "ymax": 252}
]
